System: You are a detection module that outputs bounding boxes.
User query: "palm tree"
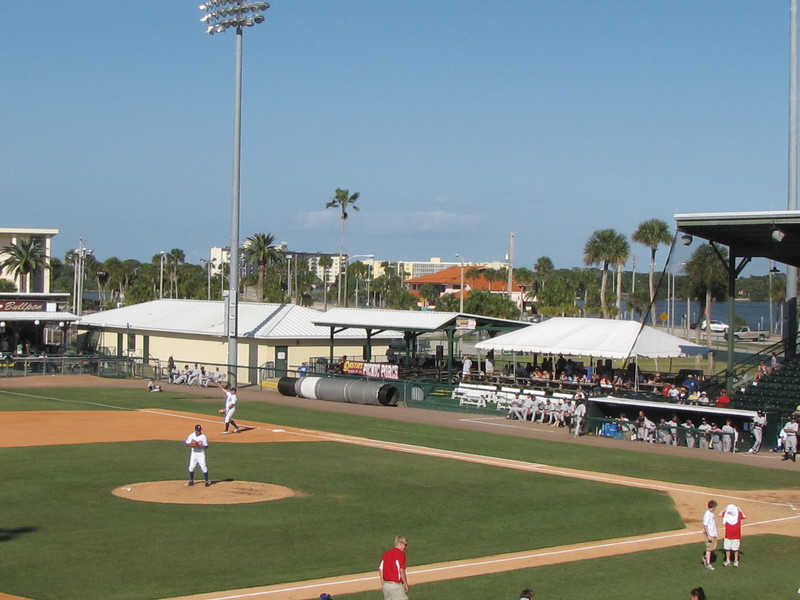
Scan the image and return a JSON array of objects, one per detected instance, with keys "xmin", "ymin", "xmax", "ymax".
[
  {"xmin": 533, "ymin": 256, "xmax": 554, "ymax": 300},
  {"xmin": 632, "ymin": 219, "xmax": 673, "ymax": 324},
  {"xmin": 166, "ymin": 249, "xmax": 185, "ymax": 299},
  {"xmin": 583, "ymin": 229, "xmax": 629, "ymax": 319},
  {"xmin": 243, "ymin": 233, "xmax": 280, "ymax": 302},
  {"xmin": 0, "ymin": 237, "xmax": 48, "ymax": 293},
  {"xmin": 325, "ymin": 188, "xmax": 360, "ymax": 305},
  {"xmin": 684, "ymin": 243, "xmax": 728, "ymax": 346}
]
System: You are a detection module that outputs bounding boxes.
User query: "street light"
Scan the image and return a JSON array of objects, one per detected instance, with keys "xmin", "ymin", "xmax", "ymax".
[
  {"xmin": 455, "ymin": 253, "xmax": 465, "ymax": 313},
  {"xmin": 72, "ymin": 238, "xmax": 93, "ymax": 317},
  {"xmin": 199, "ymin": 0, "xmax": 270, "ymax": 386},
  {"xmin": 200, "ymin": 258, "xmax": 216, "ymax": 300},
  {"xmin": 344, "ymin": 254, "xmax": 374, "ymax": 308}
]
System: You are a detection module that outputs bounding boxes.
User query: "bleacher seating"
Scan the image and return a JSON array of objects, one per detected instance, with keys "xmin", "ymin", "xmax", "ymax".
[{"xmin": 733, "ymin": 356, "xmax": 800, "ymax": 414}]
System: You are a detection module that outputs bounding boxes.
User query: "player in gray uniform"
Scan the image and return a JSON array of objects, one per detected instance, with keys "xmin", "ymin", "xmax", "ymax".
[
  {"xmin": 185, "ymin": 424, "xmax": 210, "ymax": 487},
  {"xmin": 220, "ymin": 386, "xmax": 240, "ymax": 434}
]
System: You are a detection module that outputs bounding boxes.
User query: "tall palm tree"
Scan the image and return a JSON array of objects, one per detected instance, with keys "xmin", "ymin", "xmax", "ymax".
[
  {"xmin": 325, "ymin": 188, "xmax": 360, "ymax": 305},
  {"xmin": 0, "ymin": 237, "xmax": 48, "ymax": 293},
  {"xmin": 243, "ymin": 233, "xmax": 280, "ymax": 302},
  {"xmin": 684, "ymin": 243, "xmax": 728, "ymax": 347},
  {"xmin": 166, "ymin": 249, "xmax": 185, "ymax": 299},
  {"xmin": 632, "ymin": 219, "xmax": 673, "ymax": 324},
  {"xmin": 583, "ymin": 229, "xmax": 630, "ymax": 319}
]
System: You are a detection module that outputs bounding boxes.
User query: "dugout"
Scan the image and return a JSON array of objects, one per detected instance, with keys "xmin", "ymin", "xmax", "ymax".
[{"xmin": 586, "ymin": 395, "xmax": 769, "ymax": 451}]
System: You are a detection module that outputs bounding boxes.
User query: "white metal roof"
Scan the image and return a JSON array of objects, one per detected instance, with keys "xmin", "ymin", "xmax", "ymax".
[
  {"xmin": 314, "ymin": 308, "xmax": 527, "ymax": 332},
  {"xmin": 76, "ymin": 300, "xmax": 397, "ymax": 340}
]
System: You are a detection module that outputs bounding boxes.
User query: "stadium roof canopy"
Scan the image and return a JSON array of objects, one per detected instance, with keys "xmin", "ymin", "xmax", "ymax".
[
  {"xmin": 674, "ymin": 210, "xmax": 800, "ymax": 268},
  {"xmin": 313, "ymin": 308, "xmax": 527, "ymax": 334}
]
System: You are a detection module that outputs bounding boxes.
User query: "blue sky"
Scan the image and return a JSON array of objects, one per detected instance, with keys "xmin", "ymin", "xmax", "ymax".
[{"xmin": 0, "ymin": 1, "xmax": 793, "ymax": 274}]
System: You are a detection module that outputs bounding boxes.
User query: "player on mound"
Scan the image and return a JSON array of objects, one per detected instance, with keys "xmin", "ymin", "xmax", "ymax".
[{"xmin": 185, "ymin": 424, "xmax": 210, "ymax": 487}]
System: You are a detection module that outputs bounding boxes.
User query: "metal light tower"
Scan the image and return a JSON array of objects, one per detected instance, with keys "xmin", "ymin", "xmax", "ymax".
[{"xmin": 199, "ymin": 0, "xmax": 270, "ymax": 385}]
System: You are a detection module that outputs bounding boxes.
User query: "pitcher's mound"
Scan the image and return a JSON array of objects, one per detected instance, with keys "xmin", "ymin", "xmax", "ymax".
[{"xmin": 112, "ymin": 480, "xmax": 305, "ymax": 505}]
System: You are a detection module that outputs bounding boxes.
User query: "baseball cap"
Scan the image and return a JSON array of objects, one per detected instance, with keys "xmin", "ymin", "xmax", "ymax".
[
  {"xmin": 195, "ymin": 424, "xmax": 203, "ymax": 431},
  {"xmin": 320, "ymin": 594, "xmax": 333, "ymax": 600}
]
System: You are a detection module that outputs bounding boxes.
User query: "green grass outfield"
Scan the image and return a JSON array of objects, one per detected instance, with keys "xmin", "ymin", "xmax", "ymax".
[{"xmin": 0, "ymin": 387, "xmax": 797, "ymax": 600}]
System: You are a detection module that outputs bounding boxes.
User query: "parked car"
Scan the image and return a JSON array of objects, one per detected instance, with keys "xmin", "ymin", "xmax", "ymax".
[
  {"xmin": 724, "ymin": 326, "xmax": 769, "ymax": 342},
  {"xmin": 690, "ymin": 319, "xmax": 729, "ymax": 333}
]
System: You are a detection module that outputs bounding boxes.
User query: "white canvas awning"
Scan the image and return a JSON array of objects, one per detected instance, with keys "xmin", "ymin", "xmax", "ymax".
[{"xmin": 475, "ymin": 317, "xmax": 709, "ymax": 360}]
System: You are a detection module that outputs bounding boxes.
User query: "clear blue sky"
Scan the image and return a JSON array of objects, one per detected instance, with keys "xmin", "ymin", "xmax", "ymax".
[{"xmin": 0, "ymin": 1, "xmax": 793, "ymax": 275}]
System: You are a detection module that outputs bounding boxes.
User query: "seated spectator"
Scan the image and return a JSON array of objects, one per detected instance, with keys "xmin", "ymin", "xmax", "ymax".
[
  {"xmin": 683, "ymin": 374, "xmax": 699, "ymax": 393},
  {"xmin": 715, "ymin": 389, "xmax": 731, "ymax": 408},
  {"xmin": 697, "ymin": 390, "xmax": 710, "ymax": 405}
]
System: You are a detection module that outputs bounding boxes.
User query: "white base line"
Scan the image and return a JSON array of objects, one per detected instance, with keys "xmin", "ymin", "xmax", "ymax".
[{"xmin": 185, "ymin": 514, "xmax": 800, "ymax": 600}]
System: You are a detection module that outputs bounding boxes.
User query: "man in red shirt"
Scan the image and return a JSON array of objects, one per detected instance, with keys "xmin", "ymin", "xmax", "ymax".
[
  {"xmin": 715, "ymin": 389, "xmax": 731, "ymax": 408},
  {"xmin": 379, "ymin": 536, "xmax": 409, "ymax": 600}
]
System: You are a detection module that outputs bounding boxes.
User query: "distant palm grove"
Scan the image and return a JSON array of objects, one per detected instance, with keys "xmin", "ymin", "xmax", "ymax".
[{"xmin": 0, "ymin": 214, "xmax": 786, "ymax": 321}]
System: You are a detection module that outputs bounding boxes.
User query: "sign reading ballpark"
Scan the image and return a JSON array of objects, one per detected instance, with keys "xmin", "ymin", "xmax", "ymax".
[{"xmin": 342, "ymin": 360, "xmax": 399, "ymax": 380}]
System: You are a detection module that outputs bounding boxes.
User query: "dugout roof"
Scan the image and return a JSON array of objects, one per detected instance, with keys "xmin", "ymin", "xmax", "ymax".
[{"xmin": 674, "ymin": 210, "xmax": 800, "ymax": 268}]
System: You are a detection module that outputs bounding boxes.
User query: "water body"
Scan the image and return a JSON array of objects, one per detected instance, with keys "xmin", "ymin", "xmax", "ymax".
[{"xmin": 645, "ymin": 300, "xmax": 781, "ymax": 333}]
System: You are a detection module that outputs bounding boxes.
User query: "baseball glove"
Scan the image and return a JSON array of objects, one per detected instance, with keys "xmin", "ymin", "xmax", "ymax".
[
  {"xmin": 218, "ymin": 408, "xmax": 226, "ymax": 415},
  {"xmin": 189, "ymin": 440, "xmax": 199, "ymax": 448}
]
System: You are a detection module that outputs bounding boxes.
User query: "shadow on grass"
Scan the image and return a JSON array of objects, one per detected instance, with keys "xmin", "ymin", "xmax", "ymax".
[{"xmin": 0, "ymin": 526, "xmax": 37, "ymax": 542}]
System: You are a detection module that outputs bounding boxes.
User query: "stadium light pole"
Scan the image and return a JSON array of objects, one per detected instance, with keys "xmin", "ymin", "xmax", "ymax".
[
  {"xmin": 199, "ymin": 1, "xmax": 270, "ymax": 386},
  {"xmin": 455, "ymin": 253, "xmax": 465, "ymax": 313}
]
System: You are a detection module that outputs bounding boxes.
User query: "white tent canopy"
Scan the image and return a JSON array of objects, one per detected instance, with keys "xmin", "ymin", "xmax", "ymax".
[{"xmin": 475, "ymin": 317, "xmax": 709, "ymax": 360}]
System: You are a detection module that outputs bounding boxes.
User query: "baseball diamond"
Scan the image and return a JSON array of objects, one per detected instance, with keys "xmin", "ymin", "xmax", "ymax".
[{"xmin": 0, "ymin": 376, "xmax": 798, "ymax": 600}]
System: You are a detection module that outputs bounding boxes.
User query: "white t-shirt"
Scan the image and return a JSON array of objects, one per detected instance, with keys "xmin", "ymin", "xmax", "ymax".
[{"xmin": 703, "ymin": 509, "xmax": 717, "ymax": 537}]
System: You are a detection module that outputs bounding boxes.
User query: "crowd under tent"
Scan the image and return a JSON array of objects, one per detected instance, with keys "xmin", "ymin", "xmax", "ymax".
[{"xmin": 475, "ymin": 317, "xmax": 709, "ymax": 386}]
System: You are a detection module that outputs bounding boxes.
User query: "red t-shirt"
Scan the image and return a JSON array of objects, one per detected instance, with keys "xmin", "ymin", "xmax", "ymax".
[
  {"xmin": 724, "ymin": 510, "xmax": 744, "ymax": 540},
  {"xmin": 380, "ymin": 548, "xmax": 406, "ymax": 583}
]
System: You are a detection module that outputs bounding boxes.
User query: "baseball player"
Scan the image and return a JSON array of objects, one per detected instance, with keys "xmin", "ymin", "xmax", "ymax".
[
  {"xmin": 185, "ymin": 424, "xmax": 210, "ymax": 487},
  {"xmin": 220, "ymin": 386, "xmax": 240, "ymax": 434}
]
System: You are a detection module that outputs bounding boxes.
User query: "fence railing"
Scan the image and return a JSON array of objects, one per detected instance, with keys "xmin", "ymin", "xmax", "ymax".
[{"xmin": 0, "ymin": 355, "xmax": 156, "ymax": 380}]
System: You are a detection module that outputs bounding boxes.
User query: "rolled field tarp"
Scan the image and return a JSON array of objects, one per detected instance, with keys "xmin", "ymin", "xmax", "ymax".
[
  {"xmin": 277, "ymin": 377, "xmax": 298, "ymax": 397},
  {"xmin": 297, "ymin": 376, "xmax": 322, "ymax": 400},
  {"xmin": 280, "ymin": 376, "xmax": 399, "ymax": 407}
]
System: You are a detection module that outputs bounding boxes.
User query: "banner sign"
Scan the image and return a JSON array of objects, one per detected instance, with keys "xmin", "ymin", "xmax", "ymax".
[
  {"xmin": 342, "ymin": 360, "xmax": 399, "ymax": 380},
  {"xmin": 455, "ymin": 317, "xmax": 477, "ymax": 330},
  {"xmin": 0, "ymin": 300, "xmax": 47, "ymax": 312}
]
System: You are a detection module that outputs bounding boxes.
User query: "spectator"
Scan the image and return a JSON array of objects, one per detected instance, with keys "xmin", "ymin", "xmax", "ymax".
[
  {"xmin": 719, "ymin": 503, "xmax": 746, "ymax": 567},
  {"xmin": 714, "ymin": 390, "xmax": 731, "ymax": 408},
  {"xmin": 690, "ymin": 587, "xmax": 707, "ymax": 600},
  {"xmin": 298, "ymin": 362, "xmax": 309, "ymax": 378},
  {"xmin": 702, "ymin": 499, "xmax": 719, "ymax": 570}
]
